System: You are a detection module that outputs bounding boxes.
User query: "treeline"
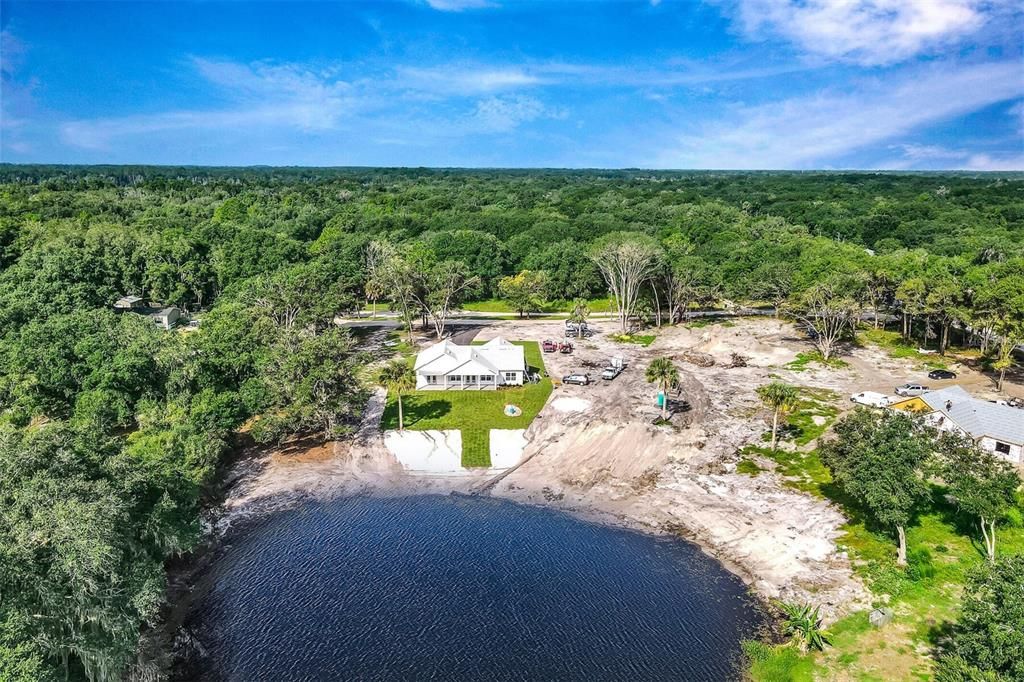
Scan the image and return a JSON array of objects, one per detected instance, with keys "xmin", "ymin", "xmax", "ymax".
[{"xmin": 0, "ymin": 167, "xmax": 1022, "ymax": 680}]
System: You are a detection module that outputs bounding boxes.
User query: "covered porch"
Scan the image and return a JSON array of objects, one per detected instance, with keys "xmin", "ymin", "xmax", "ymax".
[{"xmin": 418, "ymin": 372, "xmax": 500, "ymax": 390}]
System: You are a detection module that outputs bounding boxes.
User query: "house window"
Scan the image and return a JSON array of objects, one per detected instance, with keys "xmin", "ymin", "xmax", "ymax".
[
  {"xmin": 449, "ymin": 375, "xmax": 461, "ymax": 383},
  {"xmin": 503, "ymin": 372, "xmax": 517, "ymax": 382},
  {"xmin": 426, "ymin": 375, "xmax": 438, "ymax": 385},
  {"xmin": 995, "ymin": 442, "xmax": 1011, "ymax": 456},
  {"xmin": 480, "ymin": 375, "xmax": 493, "ymax": 382}
]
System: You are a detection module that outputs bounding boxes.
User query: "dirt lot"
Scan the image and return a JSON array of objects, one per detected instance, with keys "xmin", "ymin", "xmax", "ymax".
[{"xmin": 211, "ymin": 315, "xmax": 1023, "ymax": 619}]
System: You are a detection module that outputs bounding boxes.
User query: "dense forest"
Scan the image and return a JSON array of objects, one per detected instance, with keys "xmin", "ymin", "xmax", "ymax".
[{"xmin": 1, "ymin": 166, "xmax": 1023, "ymax": 681}]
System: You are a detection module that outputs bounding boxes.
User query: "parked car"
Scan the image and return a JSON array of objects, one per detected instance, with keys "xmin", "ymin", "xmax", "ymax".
[
  {"xmin": 895, "ymin": 383, "xmax": 930, "ymax": 397},
  {"xmin": 542, "ymin": 339, "xmax": 558, "ymax": 353},
  {"xmin": 601, "ymin": 356, "xmax": 626, "ymax": 380},
  {"xmin": 927, "ymin": 369, "xmax": 957, "ymax": 380},
  {"xmin": 601, "ymin": 365, "xmax": 623, "ymax": 380},
  {"xmin": 564, "ymin": 320, "xmax": 591, "ymax": 338},
  {"xmin": 559, "ymin": 342, "xmax": 574, "ymax": 354},
  {"xmin": 850, "ymin": 391, "xmax": 892, "ymax": 408},
  {"xmin": 562, "ymin": 373, "xmax": 590, "ymax": 386}
]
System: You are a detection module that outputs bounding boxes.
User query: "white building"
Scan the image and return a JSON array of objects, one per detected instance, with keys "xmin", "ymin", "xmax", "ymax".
[
  {"xmin": 149, "ymin": 307, "xmax": 181, "ymax": 330},
  {"xmin": 414, "ymin": 337, "xmax": 527, "ymax": 390},
  {"xmin": 896, "ymin": 385, "xmax": 1024, "ymax": 464}
]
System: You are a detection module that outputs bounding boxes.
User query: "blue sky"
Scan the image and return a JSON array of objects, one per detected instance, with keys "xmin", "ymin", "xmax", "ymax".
[{"xmin": 1, "ymin": 0, "xmax": 1022, "ymax": 169}]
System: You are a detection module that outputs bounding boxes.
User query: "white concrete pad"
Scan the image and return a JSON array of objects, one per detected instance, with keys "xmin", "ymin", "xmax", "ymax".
[
  {"xmin": 385, "ymin": 430, "xmax": 464, "ymax": 474},
  {"xmin": 490, "ymin": 429, "xmax": 527, "ymax": 469}
]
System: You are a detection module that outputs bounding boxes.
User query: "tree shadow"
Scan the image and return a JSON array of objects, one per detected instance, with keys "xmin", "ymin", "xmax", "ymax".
[
  {"xmin": 926, "ymin": 618, "xmax": 957, "ymax": 662},
  {"xmin": 818, "ymin": 481, "xmax": 876, "ymax": 529},
  {"xmin": 928, "ymin": 486, "xmax": 990, "ymax": 561},
  {"xmin": 390, "ymin": 397, "xmax": 452, "ymax": 428}
]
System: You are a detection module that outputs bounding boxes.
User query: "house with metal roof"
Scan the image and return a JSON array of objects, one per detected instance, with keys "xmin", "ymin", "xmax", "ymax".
[
  {"xmin": 413, "ymin": 337, "xmax": 526, "ymax": 390},
  {"xmin": 149, "ymin": 307, "xmax": 181, "ymax": 330},
  {"xmin": 113, "ymin": 295, "xmax": 145, "ymax": 310},
  {"xmin": 891, "ymin": 385, "xmax": 1024, "ymax": 464}
]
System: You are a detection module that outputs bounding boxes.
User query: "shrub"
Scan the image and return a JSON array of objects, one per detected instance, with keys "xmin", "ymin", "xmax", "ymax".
[
  {"xmin": 1002, "ymin": 506, "xmax": 1023, "ymax": 529},
  {"xmin": 906, "ymin": 547, "xmax": 936, "ymax": 582}
]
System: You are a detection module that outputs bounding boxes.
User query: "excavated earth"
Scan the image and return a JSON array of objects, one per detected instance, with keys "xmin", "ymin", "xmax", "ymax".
[{"xmin": 208, "ymin": 317, "xmax": 935, "ymax": 620}]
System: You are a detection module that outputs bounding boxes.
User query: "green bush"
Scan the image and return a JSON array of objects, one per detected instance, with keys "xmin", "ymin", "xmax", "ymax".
[
  {"xmin": 906, "ymin": 547, "xmax": 936, "ymax": 582},
  {"xmin": 744, "ymin": 640, "xmax": 815, "ymax": 681}
]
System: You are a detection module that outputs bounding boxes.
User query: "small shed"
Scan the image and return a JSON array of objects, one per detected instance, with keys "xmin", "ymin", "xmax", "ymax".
[
  {"xmin": 869, "ymin": 607, "xmax": 894, "ymax": 628},
  {"xmin": 113, "ymin": 295, "xmax": 145, "ymax": 310}
]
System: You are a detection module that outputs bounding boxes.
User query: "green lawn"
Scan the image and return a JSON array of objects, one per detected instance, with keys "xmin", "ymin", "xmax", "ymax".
[
  {"xmin": 380, "ymin": 340, "xmax": 552, "ymax": 467},
  {"xmin": 609, "ymin": 333, "xmax": 656, "ymax": 346}
]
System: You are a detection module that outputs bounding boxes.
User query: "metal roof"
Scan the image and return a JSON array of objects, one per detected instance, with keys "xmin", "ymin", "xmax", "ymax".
[
  {"xmin": 414, "ymin": 337, "xmax": 525, "ymax": 376},
  {"xmin": 920, "ymin": 386, "xmax": 1024, "ymax": 445}
]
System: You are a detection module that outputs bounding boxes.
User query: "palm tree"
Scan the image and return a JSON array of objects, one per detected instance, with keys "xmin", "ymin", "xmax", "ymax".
[
  {"xmin": 757, "ymin": 380, "xmax": 799, "ymax": 450},
  {"xmin": 645, "ymin": 357, "xmax": 680, "ymax": 419},
  {"xmin": 776, "ymin": 601, "xmax": 832, "ymax": 653},
  {"xmin": 569, "ymin": 299, "xmax": 591, "ymax": 339},
  {"xmin": 379, "ymin": 359, "xmax": 416, "ymax": 430}
]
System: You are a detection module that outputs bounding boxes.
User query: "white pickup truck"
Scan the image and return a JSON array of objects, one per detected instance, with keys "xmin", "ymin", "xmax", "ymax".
[{"xmin": 601, "ymin": 356, "xmax": 626, "ymax": 380}]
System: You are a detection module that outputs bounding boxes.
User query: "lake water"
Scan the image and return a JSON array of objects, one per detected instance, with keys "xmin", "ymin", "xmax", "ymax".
[{"xmin": 176, "ymin": 495, "xmax": 770, "ymax": 681}]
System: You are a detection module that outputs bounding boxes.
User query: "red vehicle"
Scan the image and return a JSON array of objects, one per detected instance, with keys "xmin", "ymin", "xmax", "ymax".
[
  {"xmin": 542, "ymin": 339, "xmax": 558, "ymax": 353},
  {"xmin": 559, "ymin": 342, "xmax": 574, "ymax": 354}
]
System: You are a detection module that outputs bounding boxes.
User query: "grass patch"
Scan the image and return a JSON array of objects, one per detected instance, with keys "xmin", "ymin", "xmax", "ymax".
[
  {"xmin": 744, "ymin": 640, "xmax": 815, "ymax": 682},
  {"xmin": 857, "ymin": 328, "xmax": 951, "ymax": 370},
  {"xmin": 459, "ymin": 296, "xmax": 614, "ymax": 314},
  {"xmin": 787, "ymin": 387, "xmax": 840, "ymax": 445},
  {"xmin": 460, "ymin": 428, "xmax": 491, "ymax": 467},
  {"xmin": 786, "ymin": 350, "xmax": 850, "ymax": 371},
  {"xmin": 758, "ymin": 387, "xmax": 839, "ymax": 448},
  {"xmin": 736, "ymin": 458, "xmax": 763, "ymax": 475},
  {"xmin": 744, "ymin": 444, "xmax": 832, "ymax": 497},
  {"xmin": 609, "ymin": 333, "xmax": 656, "ymax": 346}
]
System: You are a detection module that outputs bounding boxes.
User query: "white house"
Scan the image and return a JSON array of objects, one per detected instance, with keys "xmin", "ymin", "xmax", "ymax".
[
  {"xmin": 149, "ymin": 307, "xmax": 181, "ymax": 330},
  {"xmin": 893, "ymin": 385, "xmax": 1024, "ymax": 464},
  {"xmin": 414, "ymin": 337, "xmax": 527, "ymax": 390}
]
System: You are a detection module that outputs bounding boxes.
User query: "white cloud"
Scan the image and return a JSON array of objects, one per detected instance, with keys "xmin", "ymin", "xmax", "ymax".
[
  {"xmin": 651, "ymin": 60, "xmax": 1024, "ymax": 168},
  {"xmin": 394, "ymin": 66, "xmax": 544, "ymax": 95},
  {"xmin": 1, "ymin": 29, "xmax": 38, "ymax": 155},
  {"xmin": 57, "ymin": 57, "xmax": 568, "ymax": 151},
  {"xmin": 728, "ymin": 0, "xmax": 995, "ymax": 65},
  {"xmin": 60, "ymin": 59, "xmax": 357, "ymax": 150},
  {"xmin": 964, "ymin": 153, "xmax": 1024, "ymax": 171},
  {"xmin": 894, "ymin": 143, "xmax": 968, "ymax": 161},
  {"xmin": 1011, "ymin": 100, "xmax": 1024, "ymax": 136},
  {"xmin": 423, "ymin": 0, "xmax": 495, "ymax": 11},
  {"xmin": 468, "ymin": 95, "xmax": 565, "ymax": 132}
]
